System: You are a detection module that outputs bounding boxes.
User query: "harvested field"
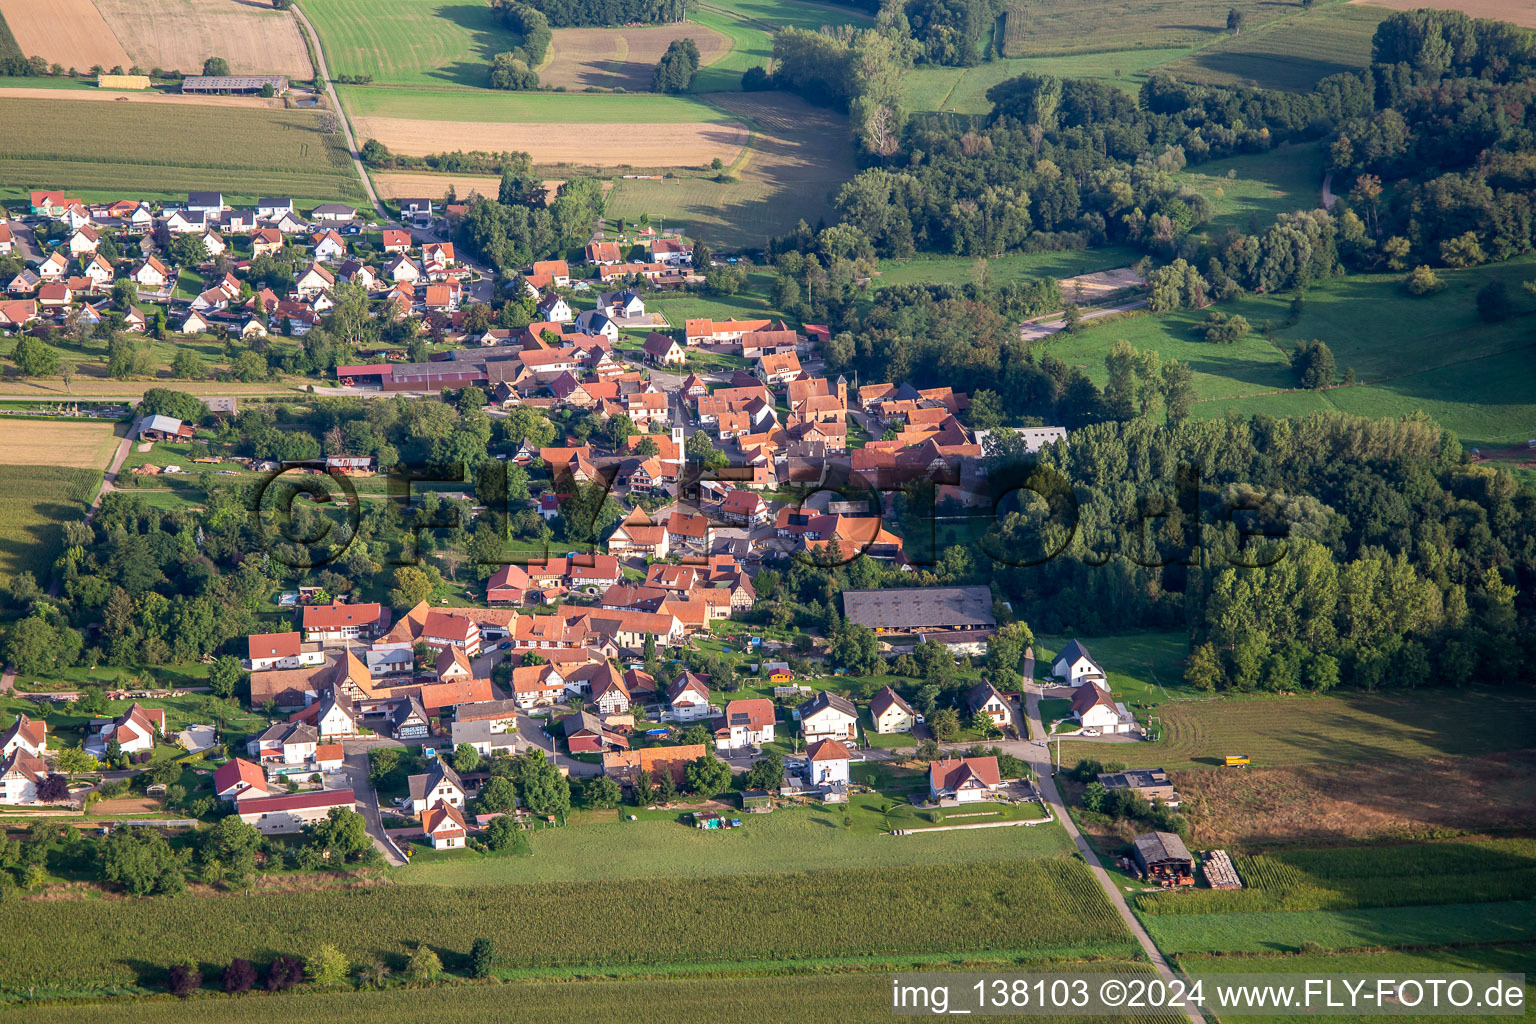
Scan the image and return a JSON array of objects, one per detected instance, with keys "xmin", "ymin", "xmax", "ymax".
[
  {"xmin": 541, "ymin": 24, "xmax": 731, "ymax": 91},
  {"xmin": 1059, "ymin": 266, "xmax": 1145, "ymax": 304},
  {"xmin": 93, "ymin": 0, "xmax": 314, "ymax": 78},
  {"xmin": 1154, "ymin": 3, "xmax": 1389, "ymax": 91},
  {"xmin": 0, "ymin": 86, "xmax": 283, "ymax": 109},
  {"xmin": 0, "ymin": 420, "xmax": 119, "ymax": 469},
  {"xmin": 1001, "ymin": 0, "xmax": 1297, "ymax": 57},
  {"xmin": 0, "ymin": 0, "xmax": 130, "ymax": 69},
  {"xmin": 353, "ymin": 116, "xmax": 749, "ymax": 167},
  {"xmin": 373, "ymin": 171, "xmax": 502, "ymax": 200},
  {"xmin": 606, "ymin": 92, "xmax": 855, "ymax": 248},
  {"xmin": 1172, "ymin": 751, "xmax": 1536, "ymax": 847},
  {"xmin": 1352, "ymin": 0, "xmax": 1536, "ymax": 28}
]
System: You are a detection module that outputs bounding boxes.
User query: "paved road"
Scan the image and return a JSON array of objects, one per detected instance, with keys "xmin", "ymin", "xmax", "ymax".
[
  {"xmin": 1019, "ymin": 660, "xmax": 1203, "ymax": 1024},
  {"xmin": 339, "ymin": 746, "xmax": 408, "ymax": 866}
]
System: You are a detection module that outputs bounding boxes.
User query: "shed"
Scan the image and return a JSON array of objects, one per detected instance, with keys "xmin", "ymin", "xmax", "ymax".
[{"xmin": 1131, "ymin": 831, "xmax": 1194, "ymax": 886}]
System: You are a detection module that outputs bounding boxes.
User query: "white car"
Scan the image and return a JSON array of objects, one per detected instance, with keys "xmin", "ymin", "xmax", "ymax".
[{"xmin": 1081, "ymin": 728, "xmax": 1100, "ymax": 737}]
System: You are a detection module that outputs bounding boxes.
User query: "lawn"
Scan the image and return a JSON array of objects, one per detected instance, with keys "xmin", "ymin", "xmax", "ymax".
[
  {"xmin": 0, "ymin": 464, "xmax": 101, "ymax": 588},
  {"xmin": 873, "ymin": 246, "xmax": 1142, "ymax": 291},
  {"xmin": 902, "ymin": 49, "xmax": 1193, "ymax": 114},
  {"xmin": 1055, "ymin": 689, "xmax": 1536, "ymax": 770},
  {"xmin": 0, "ymin": 692, "xmax": 269, "ymax": 754},
  {"xmin": 0, "ymin": 856, "xmax": 1138, "ymax": 991},
  {"xmin": 1142, "ymin": 898, "xmax": 1536, "ymax": 954},
  {"xmin": 1152, "ymin": 3, "xmax": 1391, "ymax": 91},
  {"xmin": 301, "ymin": 0, "xmax": 519, "ymax": 87},
  {"xmin": 1034, "ymin": 632, "xmax": 1195, "ymax": 711},
  {"xmin": 1000, "ymin": 0, "xmax": 1309, "ymax": 57},
  {"xmin": 1176, "ymin": 142, "xmax": 1323, "ymax": 237},
  {"xmin": 396, "ymin": 787, "xmax": 1072, "ymax": 886},
  {"xmin": 1040, "ymin": 256, "xmax": 1536, "ymax": 447},
  {"xmin": 0, "ymin": 97, "xmax": 363, "ymax": 202}
]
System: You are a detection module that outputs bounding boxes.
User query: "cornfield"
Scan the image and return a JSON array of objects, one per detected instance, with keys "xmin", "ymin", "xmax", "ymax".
[{"xmin": 0, "ymin": 858, "xmax": 1138, "ymax": 991}]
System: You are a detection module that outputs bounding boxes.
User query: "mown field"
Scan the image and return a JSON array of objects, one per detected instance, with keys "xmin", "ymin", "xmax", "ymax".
[
  {"xmin": 1135, "ymin": 839, "xmax": 1536, "ymax": 915},
  {"xmin": 0, "ymin": 464, "xmax": 101, "ymax": 586},
  {"xmin": 1033, "ymin": 632, "xmax": 1195, "ymax": 710},
  {"xmin": 1039, "ymin": 255, "xmax": 1536, "ymax": 447},
  {"xmin": 0, "ymin": 969, "xmax": 1188, "ymax": 1024},
  {"xmin": 338, "ymin": 86, "xmax": 726, "ymax": 123},
  {"xmin": 1055, "ymin": 689, "xmax": 1536, "ymax": 769},
  {"xmin": 0, "ymin": 97, "xmax": 364, "ymax": 202},
  {"xmin": 1152, "ymin": 2, "xmax": 1390, "ymax": 90},
  {"xmin": 398, "ymin": 792, "xmax": 1072, "ymax": 886},
  {"xmin": 0, "ymin": 419, "xmax": 118, "ymax": 469},
  {"xmin": 0, "ymin": 858, "xmax": 1137, "ymax": 992},
  {"xmin": 1001, "ymin": 0, "xmax": 1306, "ymax": 56},
  {"xmin": 903, "ymin": 48, "xmax": 1192, "ymax": 113},
  {"xmin": 1175, "ymin": 142, "xmax": 1323, "ymax": 236},
  {"xmin": 1145, "ymin": 898, "xmax": 1536, "ymax": 954},
  {"xmin": 686, "ymin": 0, "xmax": 872, "ymax": 92},
  {"xmin": 302, "ymin": 0, "xmax": 517, "ymax": 87},
  {"xmin": 874, "ymin": 246, "xmax": 1143, "ymax": 291},
  {"xmin": 539, "ymin": 23, "xmax": 733, "ymax": 91}
]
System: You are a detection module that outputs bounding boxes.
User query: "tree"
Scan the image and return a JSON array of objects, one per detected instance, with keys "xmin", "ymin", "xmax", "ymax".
[
  {"xmin": 101, "ymin": 826, "xmax": 184, "ymax": 895},
  {"xmin": 1291, "ymin": 339, "xmax": 1335, "ymax": 389},
  {"xmin": 1403, "ymin": 264, "xmax": 1443, "ymax": 296},
  {"xmin": 223, "ymin": 958, "xmax": 257, "ymax": 994},
  {"xmin": 470, "ymin": 938, "xmax": 496, "ymax": 979},
  {"xmin": 477, "ymin": 775, "xmax": 518, "ymax": 815},
  {"xmin": 203, "ymin": 56, "xmax": 231, "ymax": 76},
  {"xmin": 265, "ymin": 955, "xmax": 304, "ymax": 992},
  {"xmin": 201, "ymin": 815, "xmax": 261, "ymax": 885},
  {"xmin": 744, "ymin": 750, "xmax": 785, "ymax": 791},
  {"xmin": 369, "ymin": 747, "xmax": 401, "ymax": 783},
  {"xmin": 1226, "ymin": 8, "xmax": 1244, "ymax": 33},
  {"xmin": 655, "ymin": 769, "xmax": 678, "ymax": 805},
  {"xmin": 168, "ymin": 961, "xmax": 202, "ymax": 998},
  {"xmin": 11, "ymin": 337, "xmax": 59, "ymax": 377},
  {"xmin": 582, "ymin": 774, "xmax": 621, "ymax": 809},
  {"xmin": 519, "ymin": 749, "xmax": 570, "ymax": 818},
  {"xmin": 406, "ymin": 944, "xmax": 442, "ymax": 983},
  {"xmin": 307, "ymin": 806, "xmax": 371, "ymax": 858},
  {"xmin": 1082, "ymin": 780, "xmax": 1108, "ymax": 811},
  {"xmin": 1161, "ymin": 359, "xmax": 1195, "ymax": 423},
  {"xmin": 488, "ymin": 52, "xmax": 538, "ymax": 90},
  {"xmin": 55, "ymin": 747, "xmax": 98, "ymax": 774},
  {"xmin": 390, "ymin": 565, "xmax": 435, "ymax": 607},
  {"xmin": 930, "ymin": 707, "xmax": 961, "ymax": 741},
  {"xmin": 307, "ymin": 943, "xmax": 350, "ymax": 986},
  {"xmin": 171, "ymin": 233, "xmax": 209, "ymax": 267},
  {"xmin": 208, "ymin": 654, "xmax": 244, "ymax": 699},
  {"xmin": 453, "ymin": 742, "xmax": 481, "ymax": 774},
  {"xmin": 171, "ymin": 348, "xmax": 206, "ymax": 380},
  {"xmin": 484, "ymin": 813, "xmax": 524, "ymax": 851},
  {"xmin": 1476, "ymin": 280, "xmax": 1511, "ymax": 322}
]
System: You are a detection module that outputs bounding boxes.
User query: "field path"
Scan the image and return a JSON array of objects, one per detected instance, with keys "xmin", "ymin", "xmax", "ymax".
[
  {"xmin": 1019, "ymin": 297, "xmax": 1149, "ymax": 342},
  {"xmin": 1021, "ymin": 664, "xmax": 1204, "ymax": 1024},
  {"xmin": 290, "ymin": 1, "xmax": 385, "ymax": 221}
]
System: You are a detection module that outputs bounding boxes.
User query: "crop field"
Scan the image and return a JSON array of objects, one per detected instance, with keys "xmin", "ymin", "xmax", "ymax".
[
  {"xmin": 687, "ymin": 0, "xmax": 873, "ymax": 92},
  {"xmin": 302, "ymin": 0, "xmax": 518, "ymax": 87},
  {"xmin": 1040, "ymin": 256, "xmax": 1536, "ymax": 446},
  {"xmin": 1135, "ymin": 839, "xmax": 1536, "ymax": 915},
  {"xmin": 0, "ymin": 11, "xmax": 19, "ymax": 62},
  {"xmin": 1143, "ymin": 898, "xmax": 1536, "ymax": 954},
  {"xmin": 92, "ymin": 0, "xmax": 314, "ymax": 78},
  {"xmin": 539, "ymin": 24, "xmax": 732, "ymax": 91},
  {"xmin": 0, "ymin": 0, "xmax": 130, "ymax": 69},
  {"xmin": 1353, "ymin": 0, "xmax": 1536, "ymax": 29},
  {"xmin": 903, "ymin": 48, "xmax": 1192, "ymax": 113},
  {"xmin": 1173, "ymin": 749, "xmax": 1536, "ymax": 845},
  {"xmin": 606, "ymin": 93, "xmax": 855, "ymax": 248},
  {"xmin": 1152, "ymin": 3, "xmax": 1389, "ymax": 90},
  {"xmin": 0, "ymin": 419, "xmax": 118, "ymax": 469},
  {"xmin": 0, "ymin": 464, "xmax": 101, "ymax": 586},
  {"xmin": 1001, "ymin": 0, "xmax": 1303, "ymax": 56},
  {"xmin": 355, "ymin": 114, "xmax": 748, "ymax": 167},
  {"xmin": 1055, "ymin": 689, "xmax": 1536, "ymax": 770},
  {"xmin": 0, "ymin": 96, "xmax": 365, "ymax": 202},
  {"xmin": 0, "ymin": 970, "xmax": 1188, "ymax": 1024},
  {"xmin": 0, "ymin": 858, "xmax": 1137, "ymax": 991}
]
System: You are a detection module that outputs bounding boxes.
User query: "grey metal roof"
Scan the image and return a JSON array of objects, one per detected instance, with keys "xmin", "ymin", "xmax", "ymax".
[
  {"xmin": 841, "ymin": 586, "xmax": 995, "ymax": 631},
  {"xmin": 1133, "ymin": 831, "xmax": 1191, "ymax": 866}
]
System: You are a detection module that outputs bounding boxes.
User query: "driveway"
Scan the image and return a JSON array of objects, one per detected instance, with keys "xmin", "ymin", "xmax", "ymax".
[{"xmin": 339, "ymin": 746, "xmax": 408, "ymax": 866}]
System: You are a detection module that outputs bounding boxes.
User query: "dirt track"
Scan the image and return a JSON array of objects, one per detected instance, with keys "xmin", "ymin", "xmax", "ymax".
[
  {"xmin": 353, "ymin": 116, "xmax": 750, "ymax": 167},
  {"xmin": 0, "ymin": 0, "xmax": 130, "ymax": 69}
]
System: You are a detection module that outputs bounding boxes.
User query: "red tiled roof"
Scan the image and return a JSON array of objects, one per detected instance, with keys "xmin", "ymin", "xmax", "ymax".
[{"xmin": 237, "ymin": 788, "xmax": 354, "ymax": 814}]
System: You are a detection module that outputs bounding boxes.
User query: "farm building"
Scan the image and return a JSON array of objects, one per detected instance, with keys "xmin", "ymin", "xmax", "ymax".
[
  {"xmin": 1097, "ymin": 768, "xmax": 1180, "ymax": 807},
  {"xmin": 137, "ymin": 414, "xmax": 193, "ymax": 442},
  {"xmin": 1131, "ymin": 831, "xmax": 1194, "ymax": 886},
  {"xmin": 841, "ymin": 585, "xmax": 995, "ymax": 633},
  {"xmin": 182, "ymin": 75, "xmax": 289, "ymax": 95}
]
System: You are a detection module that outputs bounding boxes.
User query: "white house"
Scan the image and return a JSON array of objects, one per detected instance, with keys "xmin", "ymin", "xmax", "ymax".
[
  {"xmin": 450, "ymin": 699, "xmax": 520, "ymax": 756},
  {"xmin": 804, "ymin": 739, "xmax": 851, "ymax": 788},
  {"xmin": 212, "ymin": 757, "xmax": 272, "ymax": 803},
  {"xmin": 511, "ymin": 663, "xmax": 567, "ymax": 708},
  {"xmin": 384, "ymin": 254, "xmax": 421, "ymax": 284},
  {"xmin": 311, "ymin": 229, "xmax": 347, "ymax": 261},
  {"xmin": 86, "ymin": 703, "xmax": 164, "ymax": 756},
  {"xmin": 0, "ymin": 714, "xmax": 46, "ymax": 758},
  {"xmin": 236, "ymin": 788, "xmax": 355, "ymax": 834},
  {"xmin": 248, "ymin": 721, "xmax": 318, "ymax": 765},
  {"xmin": 246, "ymin": 631, "xmax": 324, "ymax": 671},
  {"xmin": 67, "ymin": 224, "xmax": 101, "ymax": 256},
  {"xmin": 798, "ymin": 690, "xmax": 857, "ymax": 744},
  {"xmin": 965, "ymin": 681, "xmax": 1013, "ymax": 732},
  {"xmin": 1070, "ymin": 683, "xmax": 1137, "ymax": 734},
  {"xmin": 165, "ymin": 208, "xmax": 207, "ymax": 234},
  {"xmin": 408, "ymin": 760, "xmax": 466, "ymax": 815},
  {"xmin": 423, "ymin": 802, "xmax": 469, "ymax": 850},
  {"xmin": 665, "ymin": 673, "xmax": 712, "ymax": 722},
  {"xmin": 295, "ymin": 263, "xmax": 335, "ymax": 300},
  {"xmin": 199, "ymin": 229, "xmax": 227, "ymax": 257},
  {"xmin": 536, "ymin": 293, "xmax": 573, "ymax": 323},
  {"xmin": 869, "ymin": 686, "xmax": 916, "ymax": 734},
  {"xmin": 715, "ymin": 698, "xmax": 775, "ymax": 751},
  {"xmin": 133, "ymin": 256, "xmax": 170, "ymax": 290},
  {"xmin": 929, "ymin": 756, "xmax": 1002, "ymax": 803},
  {"xmin": 0, "ymin": 750, "xmax": 48, "ymax": 805},
  {"xmin": 1053, "ymin": 639, "xmax": 1107, "ymax": 687}
]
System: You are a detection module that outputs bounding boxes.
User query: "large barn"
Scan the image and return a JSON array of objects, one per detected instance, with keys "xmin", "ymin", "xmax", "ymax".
[
  {"xmin": 181, "ymin": 75, "xmax": 289, "ymax": 95},
  {"xmin": 840, "ymin": 585, "xmax": 996, "ymax": 634}
]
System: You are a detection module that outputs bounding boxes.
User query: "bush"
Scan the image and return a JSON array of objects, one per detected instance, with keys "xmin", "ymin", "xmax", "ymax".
[
  {"xmin": 1476, "ymin": 280, "xmax": 1511, "ymax": 322},
  {"xmin": 265, "ymin": 954, "xmax": 303, "ymax": 991},
  {"xmin": 222, "ymin": 957, "xmax": 257, "ymax": 994},
  {"xmin": 1197, "ymin": 310, "xmax": 1249, "ymax": 344},
  {"xmin": 489, "ymin": 52, "xmax": 538, "ymax": 91},
  {"xmin": 1403, "ymin": 264, "xmax": 1443, "ymax": 296},
  {"xmin": 168, "ymin": 961, "xmax": 201, "ymax": 998},
  {"xmin": 470, "ymin": 937, "xmax": 496, "ymax": 979}
]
